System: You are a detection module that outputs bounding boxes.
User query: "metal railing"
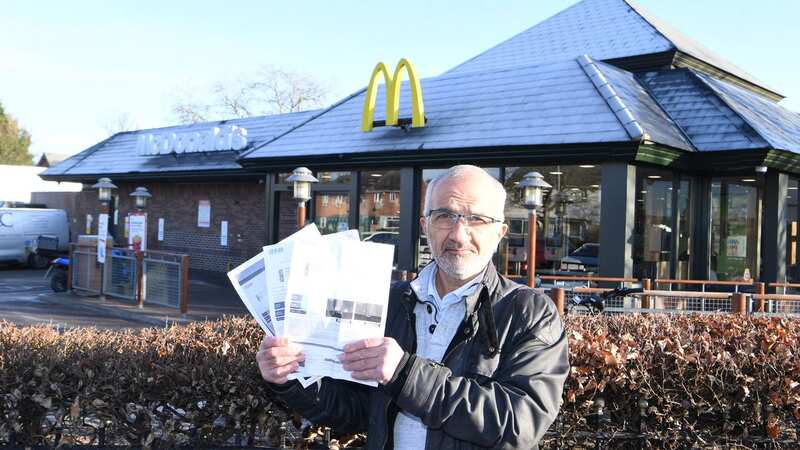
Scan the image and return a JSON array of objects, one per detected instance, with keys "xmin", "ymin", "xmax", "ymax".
[
  {"xmin": 103, "ymin": 248, "xmax": 138, "ymax": 300},
  {"xmin": 142, "ymin": 250, "xmax": 189, "ymax": 313},
  {"xmin": 552, "ymin": 287, "xmax": 742, "ymax": 316},
  {"xmin": 744, "ymin": 283, "xmax": 800, "ymax": 317},
  {"xmin": 654, "ymin": 278, "xmax": 754, "ymax": 293},
  {"xmin": 541, "ymin": 275, "xmax": 753, "ymax": 317},
  {"xmin": 67, "ymin": 243, "xmax": 189, "ymax": 313},
  {"xmin": 69, "ymin": 244, "xmax": 102, "ymax": 295}
]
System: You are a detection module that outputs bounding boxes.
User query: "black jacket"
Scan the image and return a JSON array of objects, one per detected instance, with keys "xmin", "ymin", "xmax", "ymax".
[{"xmin": 269, "ymin": 262, "xmax": 569, "ymax": 449}]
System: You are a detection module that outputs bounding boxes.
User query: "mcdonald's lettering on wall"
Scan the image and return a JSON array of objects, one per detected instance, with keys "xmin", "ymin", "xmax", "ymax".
[{"xmin": 361, "ymin": 58, "xmax": 426, "ymax": 132}]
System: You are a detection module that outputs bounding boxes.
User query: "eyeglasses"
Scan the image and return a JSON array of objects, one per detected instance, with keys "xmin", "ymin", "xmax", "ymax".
[{"xmin": 426, "ymin": 208, "xmax": 503, "ymax": 230}]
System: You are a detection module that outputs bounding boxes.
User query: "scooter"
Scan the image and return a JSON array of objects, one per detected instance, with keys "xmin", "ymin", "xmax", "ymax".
[{"xmin": 44, "ymin": 257, "xmax": 70, "ymax": 292}]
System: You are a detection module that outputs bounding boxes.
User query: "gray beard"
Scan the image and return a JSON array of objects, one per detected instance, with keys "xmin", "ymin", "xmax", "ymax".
[{"xmin": 434, "ymin": 249, "xmax": 494, "ymax": 281}]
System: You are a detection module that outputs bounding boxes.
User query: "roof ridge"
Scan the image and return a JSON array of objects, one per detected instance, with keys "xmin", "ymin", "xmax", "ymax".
[
  {"xmin": 576, "ymin": 54, "xmax": 645, "ymax": 141},
  {"xmin": 623, "ymin": 0, "xmax": 779, "ymax": 98},
  {"xmin": 620, "ymin": 0, "xmax": 676, "ymax": 53}
]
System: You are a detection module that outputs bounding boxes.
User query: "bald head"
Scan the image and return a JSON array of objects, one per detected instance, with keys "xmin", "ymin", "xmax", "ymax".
[{"xmin": 423, "ymin": 165, "xmax": 507, "ymax": 219}]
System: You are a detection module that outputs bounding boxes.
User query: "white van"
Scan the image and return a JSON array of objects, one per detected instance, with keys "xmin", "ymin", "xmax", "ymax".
[{"xmin": 0, "ymin": 208, "xmax": 69, "ymax": 267}]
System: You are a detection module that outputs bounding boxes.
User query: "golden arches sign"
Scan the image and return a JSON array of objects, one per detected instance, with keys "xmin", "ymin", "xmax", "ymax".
[{"xmin": 361, "ymin": 58, "xmax": 425, "ymax": 132}]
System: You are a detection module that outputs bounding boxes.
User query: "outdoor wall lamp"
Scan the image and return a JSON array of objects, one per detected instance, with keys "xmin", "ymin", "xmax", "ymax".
[
  {"xmin": 92, "ymin": 177, "xmax": 117, "ymax": 203},
  {"xmin": 287, "ymin": 166, "xmax": 319, "ymax": 228},
  {"xmin": 518, "ymin": 171, "xmax": 551, "ymax": 210},
  {"xmin": 517, "ymin": 171, "xmax": 552, "ymax": 287},
  {"xmin": 130, "ymin": 186, "xmax": 152, "ymax": 210}
]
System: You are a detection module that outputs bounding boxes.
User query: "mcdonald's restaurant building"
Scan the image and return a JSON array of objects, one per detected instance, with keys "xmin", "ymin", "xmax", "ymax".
[{"xmin": 41, "ymin": 0, "xmax": 800, "ymax": 289}]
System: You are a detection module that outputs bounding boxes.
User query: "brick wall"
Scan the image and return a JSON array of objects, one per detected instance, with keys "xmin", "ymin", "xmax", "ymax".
[{"xmin": 69, "ymin": 179, "xmax": 266, "ymax": 273}]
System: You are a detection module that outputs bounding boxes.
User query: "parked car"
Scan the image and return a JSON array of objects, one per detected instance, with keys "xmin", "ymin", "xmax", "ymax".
[
  {"xmin": 0, "ymin": 208, "xmax": 69, "ymax": 268},
  {"xmin": 559, "ymin": 243, "xmax": 599, "ymax": 272}
]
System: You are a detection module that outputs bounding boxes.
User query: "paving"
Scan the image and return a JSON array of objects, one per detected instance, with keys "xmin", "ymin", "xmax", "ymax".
[{"xmin": 0, "ymin": 266, "xmax": 248, "ymax": 330}]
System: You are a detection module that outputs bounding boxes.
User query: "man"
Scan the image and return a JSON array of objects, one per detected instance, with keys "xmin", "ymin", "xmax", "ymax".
[{"xmin": 257, "ymin": 165, "xmax": 569, "ymax": 449}]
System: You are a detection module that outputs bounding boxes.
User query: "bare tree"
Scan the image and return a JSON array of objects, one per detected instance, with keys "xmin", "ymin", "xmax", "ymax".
[
  {"xmin": 101, "ymin": 112, "xmax": 138, "ymax": 135},
  {"xmin": 171, "ymin": 65, "xmax": 328, "ymax": 124},
  {"xmin": 251, "ymin": 66, "xmax": 327, "ymax": 114}
]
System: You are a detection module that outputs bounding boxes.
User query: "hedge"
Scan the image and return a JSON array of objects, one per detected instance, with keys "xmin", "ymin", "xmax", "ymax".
[{"xmin": 1, "ymin": 314, "xmax": 798, "ymax": 448}]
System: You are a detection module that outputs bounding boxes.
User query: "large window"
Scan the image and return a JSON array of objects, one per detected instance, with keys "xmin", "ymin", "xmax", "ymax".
[
  {"xmin": 275, "ymin": 171, "xmax": 353, "ymax": 241},
  {"xmin": 710, "ymin": 177, "xmax": 762, "ymax": 281},
  {"xmin": 503, "ymin": 165, "xmax": 601, "ymax": 276},
  {"xmin": 317, "ymin": 171, "xmax": 352, "ymax": 184},
  {"xmin": 631, "ymin": 168, "xmax": 676, "ymax": 279},
  {"xmin": 314, "ymin": 192, "xmax": 349, "ymax": 235},
  {"xmin": 632, "ymin": 168, "xmax": 693, "ymax": 280},
  {"xmin": 676, "ymin": 179, "xmax": 692, "ymax": 279},
  {"xmin": 360, "ymin": 170, "xmax": 401, "ymax": 266},
  {"xmin": 786, "ymin": 178, "xmax": 799, "ymax": 282}
]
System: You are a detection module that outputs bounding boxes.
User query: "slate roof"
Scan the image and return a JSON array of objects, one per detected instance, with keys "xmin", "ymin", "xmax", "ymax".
[
  {"xmin": 580, "ymin": 56, "xmax": 693, "ymax": 150},
  {"xmin": 40, "ymin": 111, "xmax": 319, "ymax": 179},
  {"xmin": 446, "ymin": 0, "xmax": 776, "ymax": 98},
  {"xmin": 640, "ymin": 69, "xmax": 800, "ymax": 153},
  {"xmin": 696, "ymin": 73, "xmax": 800, "ymax": 153},
  {"xmin": 639, "ymin": 69, "xmax": 768, "ymax": 151},
  {"xmin": 243, "ymin": 56, "xmax": 693, "ymax": 162}
]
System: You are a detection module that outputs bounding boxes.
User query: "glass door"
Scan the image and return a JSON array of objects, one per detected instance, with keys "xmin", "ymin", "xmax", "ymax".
[{"xmin": 710, "ymin": 178, "xmax": 762, "ymax": 281}]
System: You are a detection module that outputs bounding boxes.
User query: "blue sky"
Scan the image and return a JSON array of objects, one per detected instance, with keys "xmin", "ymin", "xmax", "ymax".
[{"xmin": 2, "ymin": 0, "xmax": 799, "ymax": 158}]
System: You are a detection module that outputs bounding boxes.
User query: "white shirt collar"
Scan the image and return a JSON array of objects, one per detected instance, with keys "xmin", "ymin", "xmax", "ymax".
[{"xmin": 411, "ymin": 262, "xmax": 485, "ymax": 307}]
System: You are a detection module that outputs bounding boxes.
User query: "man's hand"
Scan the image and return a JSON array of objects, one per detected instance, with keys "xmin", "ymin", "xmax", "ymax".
[
  {"xmin": 256, "ymin": 336, "xmax": 305, "ymax": 384},
  {"xmin": 338, "ymin": 337, "xmax": 405, "ymax": 384}
]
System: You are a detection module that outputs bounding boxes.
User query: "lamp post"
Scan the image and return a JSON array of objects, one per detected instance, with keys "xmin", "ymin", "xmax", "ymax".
[
  {"xmin": 130, "ymin": 186, "xmax": 152, "ymax": 210},
  {"xmin": 91, "ymin": 177, "xmax": 117, "ymax": 299},
  {"xmin": 129, "ymin": 187, "xmax": 151, "ymax": 308},
  {"xmin": 91, "ymin": 177, "xmax": 117, "ymax": 225},
  {"xmin": 287, "ymin": 167, "xmax": 319, "ymax": 229},
  {"xmin": 93, "ymin": 177, "xmax": 117, "ymax": 205},
  {"xmin": 518, "ymin": 172, "xmax": 551, "ymax": 287}
]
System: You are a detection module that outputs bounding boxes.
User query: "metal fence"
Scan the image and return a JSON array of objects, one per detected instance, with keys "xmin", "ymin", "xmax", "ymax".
[
  {"xmin": 103, "ymin": 248, "xmax": 139, "ymax": 300},
  {"xmin": 553, "ymin": 287, "xmax": 741, "ymax": 316},
  {"xmin": 70, "ymin": 244, "xmax": 102, "ymax": 295},
  {"xmin": 543, "ymin": 275, "xmax": 754, "ymax": 317},
  {"xmin": 67, "ymin": 243, "xmax": 189, "ymax": 313},
  {"xmin": 142, "ymin": 250, "xmax": 188, "ymax": 312},
  {"xmin": 751, "ymin": 295, "xmax": 800, "ymax": 317},
  {"xmin": 641, "ymin": 292, "xmax": 732, "ymax": 314}
]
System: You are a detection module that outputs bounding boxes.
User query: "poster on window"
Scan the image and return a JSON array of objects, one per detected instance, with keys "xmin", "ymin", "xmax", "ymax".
[
  {"xmin": 726, "ymin": 235, "xmax": 747, "ymax": 258},
  {"xmin": 129, "ymin": 212, "xmax": 148, "ymax": 251},
  {"xmin": 221, "ymin": 220, "xmax": 228, "ymax": 246},
  {"xmin": 198, "ymin": 200, "xmax": 211, "ymax": 228},
  {"xmin": 158, "ymin": 218, "xmax": 165, "ymax": 241}
]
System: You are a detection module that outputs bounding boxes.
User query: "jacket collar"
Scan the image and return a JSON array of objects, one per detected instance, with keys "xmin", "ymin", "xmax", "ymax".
[
  {"xmin": 464, "ymin": 261, "xmax": 501, "ymax": 317},
  {"xmin": 402, "ymin": 261, "xmax": 502, "ymax": 317}
]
